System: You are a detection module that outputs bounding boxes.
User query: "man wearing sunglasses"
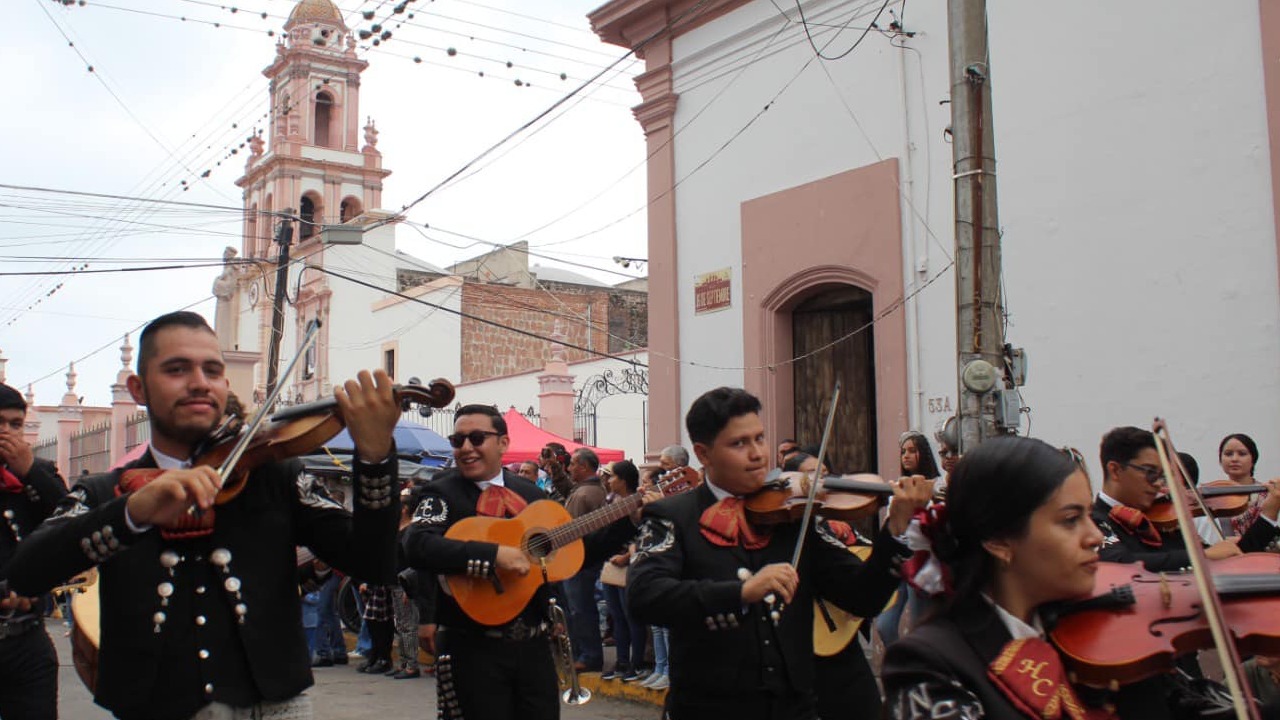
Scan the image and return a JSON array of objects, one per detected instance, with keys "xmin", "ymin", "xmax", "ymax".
[
  {"xmin": 402, "ymin": 405, "xmax": 645, "ymax": 720},
  {"xmin": 1088, "ymin": 430, "xmax": 1280, "ymax": 718},
  {"xmin": 1091, "ymin": 425, "xmax": 1280, "ymax": 573}
]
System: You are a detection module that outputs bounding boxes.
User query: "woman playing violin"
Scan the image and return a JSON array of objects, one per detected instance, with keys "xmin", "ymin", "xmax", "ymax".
[
  {"xmin": 7, "ymin": 311, "xmax": 404, "ymax": 720},
  {"xmin": 1091, "ymin": 426, "xmax": 1280, "ymax": 573},
  {"xmin": 1215, "ymin": 433, "xmax": 1280, "ymax": 546},
  {"xmin": 882, "ymin": 436, "xmax": 1110, "ymax": 720}
]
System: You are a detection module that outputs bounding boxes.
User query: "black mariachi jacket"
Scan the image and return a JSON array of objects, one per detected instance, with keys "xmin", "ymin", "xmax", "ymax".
[
  {"xmin": 1091, "ymin": 497, "xmax": 1280, "ymax": 572},
  {"xmin": 7, "ymin": 452, "xmax": 399, "ymax": 720},
  {"xmin": 402, "ymin": 469, "xmax": 551, "ymax": 630},
  {"xmin": 0, "ymin": 458, "xmax": 67, "ymax": 580},
  {"xmin": 883, "ymin": 601, "xmax": 1099, "ymax": 720},
  {"xmin": 625, "ymin": 482, "xmax": 907, "ymax": 712},
  {"xmin": 400, "ymin": 468, "xmax": 640, "ymax": 631}
]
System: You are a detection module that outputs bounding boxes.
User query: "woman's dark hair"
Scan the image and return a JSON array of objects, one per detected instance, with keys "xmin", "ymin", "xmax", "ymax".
[
  {"xmin": 1177, "ymin": 452, "xmax": 1200, "ymax": 486},
  {"xmin": 900, "ymin": 433, "xmax": 942, "ymax": 480},
  {"xmin": 782, "ymin": 453, "xmax": 813, "ymax": 473},
  {"xmin": 1219, "ymin": 433, "xmax": 1259, "ymax": 475},
  {"xmin": 940, "ymin": 436, "xmax": 1078, "ymax": 611},
  {"xmin": 612, "ymin": 460, "xmax": 640, "ymax": 493}
]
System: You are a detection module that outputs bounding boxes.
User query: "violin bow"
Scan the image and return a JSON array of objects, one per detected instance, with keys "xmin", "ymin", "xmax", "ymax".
[
  {"xmin": 791, "ymin": 380, "xmax": 841, "ymax": 568},
  {"xmin": 763, "ymin": 381, "xmax": 841, "ymax": 623},
  {"xmin": 1152, "ymin": 418, "xmax": 1259, "ymax": 720},
  {"xmin": 215, "ymin": 320, "xmax": 322, "ymax": 483}
]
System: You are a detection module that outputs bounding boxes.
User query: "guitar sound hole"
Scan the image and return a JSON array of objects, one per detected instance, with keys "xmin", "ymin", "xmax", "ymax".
[{"xmin": 526, "ymin": 533, "xmax": 553, "ymax": 559}]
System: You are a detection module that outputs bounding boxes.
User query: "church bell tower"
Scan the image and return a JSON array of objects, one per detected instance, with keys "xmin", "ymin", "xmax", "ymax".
[{"xmin": 230, "ymin": 0, "xmax": 392, "ymax": 404}]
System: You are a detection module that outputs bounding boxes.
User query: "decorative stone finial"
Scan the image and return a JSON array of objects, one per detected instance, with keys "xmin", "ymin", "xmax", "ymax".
[
  {"xmin": 120, "ymin": 335, "xmax": 133, "ymax": 370},
  {"xmin": 248, "ymin": 132, "xmax": 264, "ymax": 160},
  {"xmin": 24, "ymin": 384, "xmax": 33, "ymax": 407},
  {"xmin": 363, "ymin": 117, "xmax": 379, "ymax": 150},
  {"xmin": 0, "ymin": 348, "xmax": 6, "ymax": 385},
  {"xmin": 66, "ymin": 362, "xmax": 77, "ymax": 394},
  {"xmin": 549, "ymin": 321, "xmax": 567, "ymax": 364}
]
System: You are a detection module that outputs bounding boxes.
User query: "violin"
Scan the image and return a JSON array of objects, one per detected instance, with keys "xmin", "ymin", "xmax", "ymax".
[
  {"xmin": 1145, "ymin": 480, "xmax": 1270, "ymax": 531},
  {"xmin": 744, "ymin": 471, "xmax": 895, "ymax": 525},
  {"xmin": 1048, "ymin": 555, "xmax": 1280, "ymax": 687},
  {"xmin": 119, "ymin": 378, "xmax": 455, "ymax": 530}
]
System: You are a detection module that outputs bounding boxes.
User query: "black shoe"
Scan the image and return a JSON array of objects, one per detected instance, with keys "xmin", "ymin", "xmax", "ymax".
[
  {"xmin": 311, "ymin": 657, "xmax": 334, "ymax": 668},
  {"xmin": 383, "ymin": 665, "xmax": 400, "ymax": 676},
  {"xmin": 392, "ymin": 669, "xmax": 421, "ymax": 679},
  {"xmin": 356, "ymin": 660, "xmax": 373, "ymax": 673},
  {"xmin": 365, "ymin": 659, "xmax": 391, "ymax": 674}
]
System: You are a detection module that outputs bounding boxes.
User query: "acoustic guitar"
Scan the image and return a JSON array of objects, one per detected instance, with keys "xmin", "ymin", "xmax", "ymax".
[
  {"xmin": 812, "ymin": 545, "xmax": 898, "ymax": 657},
  {"xmin": 446, "ymin": 466, "xmax": 698, "ymax": 626}
]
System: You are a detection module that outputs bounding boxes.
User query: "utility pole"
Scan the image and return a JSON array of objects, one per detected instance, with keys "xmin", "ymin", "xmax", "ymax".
[
  {"xmin": 948, "ymin": 0, "xmax": 1007, "ymax": 454},
  {"xmin": 264, "ymin": 211, "xmax": 294, "ymax": 406}
]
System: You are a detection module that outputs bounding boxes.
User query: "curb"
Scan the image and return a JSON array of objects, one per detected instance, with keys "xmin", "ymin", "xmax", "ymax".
[{"xmin": 577, "ymin": 672, "xmax": 666, "ymax": 706}]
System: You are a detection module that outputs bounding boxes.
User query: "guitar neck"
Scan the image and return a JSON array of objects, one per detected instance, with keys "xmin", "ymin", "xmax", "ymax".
[{"xmin": 552, "ymin": 493, "xmax": 644, "ymax": 549}]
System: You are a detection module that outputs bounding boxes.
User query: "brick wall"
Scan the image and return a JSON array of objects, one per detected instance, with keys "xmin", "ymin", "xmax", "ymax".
[{"xmin": 459, "ymin": 281, "xmax": 647, "ymax": 382}]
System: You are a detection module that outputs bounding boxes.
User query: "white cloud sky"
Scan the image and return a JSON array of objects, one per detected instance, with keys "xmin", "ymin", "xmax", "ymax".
[{"xmin": 2, "ymin": 0, "xmax": 649, "ymax": 407}]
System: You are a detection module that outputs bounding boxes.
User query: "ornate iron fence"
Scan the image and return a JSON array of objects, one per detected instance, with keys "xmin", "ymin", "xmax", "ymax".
[
  {"xmin": 32, "ymin": 438, "xmax": 56, "ymax": 463},
  {"xmin": 70, "ymin": 422, "xmax": 111, "ymax": 476}
]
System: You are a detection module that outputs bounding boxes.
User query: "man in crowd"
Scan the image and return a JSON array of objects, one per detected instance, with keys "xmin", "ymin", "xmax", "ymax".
[
  {"xmin": 563, "ymin": 448, "xmax": 607, "ymax": 672},
  {"xmin": 0, "ymin": 383, "xmax": 68, "ymax": 718},
  {"xmin": 659, "ymin": 444, "xmax": 690, "ymax": 473},
  {"xmin": 9, "ymin": 311, "xmax": 402, "ymax": 720},
  {"xmin": 1092, "ymin": 425, "xmax": 1280, "ymax": 571},
  {"xmin": 775, "ymin": 439, "xmax": 799, "ymax": 469}
]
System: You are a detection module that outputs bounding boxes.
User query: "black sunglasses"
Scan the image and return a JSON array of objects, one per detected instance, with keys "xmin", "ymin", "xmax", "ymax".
[{"xmin": 447, "ymin": 430, "xmax": 503, "ymax": 449}]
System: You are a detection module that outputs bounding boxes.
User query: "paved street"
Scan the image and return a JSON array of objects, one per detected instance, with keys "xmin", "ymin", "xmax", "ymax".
[{"xmin": 52, "ymin": 621, "xmax": 657, "ymax": 719}]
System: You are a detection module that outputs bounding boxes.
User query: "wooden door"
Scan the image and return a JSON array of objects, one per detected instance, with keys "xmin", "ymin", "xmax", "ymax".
[{"xmin": 791, "ymin": 286, "xmax": 877, "ymax": 474}]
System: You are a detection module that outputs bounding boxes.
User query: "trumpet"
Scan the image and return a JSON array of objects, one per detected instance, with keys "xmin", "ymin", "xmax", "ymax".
[{"xmin": 547, "ymin": 598, "xmax": 591, "ymax": 706}]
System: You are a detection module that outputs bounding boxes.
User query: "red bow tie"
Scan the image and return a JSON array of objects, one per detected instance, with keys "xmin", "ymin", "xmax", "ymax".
[
  {"xmin": 476, "ymin": 485, "xmax": 528, "ymax": 518},
  {"xmin": 1107, "ymin": 505, "xmax": 1162, "ymax": 548},
  {"xmin": 699, "ymin": 497, "xmax": 770, "ymax": 550},
  {"xmin": 989, "ymin": 637, "xmax": 1113, "ymax": 720},
  {"xmin": 0, "ymin": 467, "xmax": 24, "ymax": 494}
]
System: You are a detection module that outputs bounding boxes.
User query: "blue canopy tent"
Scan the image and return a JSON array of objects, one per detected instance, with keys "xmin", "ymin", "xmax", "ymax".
[{"xmin": 323, "ymin": 421, "xmax": 452, "ymax": 467}]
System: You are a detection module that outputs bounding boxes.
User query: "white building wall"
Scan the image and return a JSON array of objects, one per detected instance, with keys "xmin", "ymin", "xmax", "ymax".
[
  {"xmin": 368, "ymin": 277, "xmax": 465, "ymax": 389},
  {"xmin": 664, "ymin": 0, "xmax": 1280, "ymax": 477},
  {"xmin": 319, "ymin": 227, "xmax": 409, "ymax": 387}
]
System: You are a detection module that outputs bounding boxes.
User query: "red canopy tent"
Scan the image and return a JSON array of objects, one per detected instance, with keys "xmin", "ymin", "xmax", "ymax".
[
  {"xmin": 500, "ymin": 408, "xmax": 625, "ymax": 464},
  {"xmin": 112, "ymin": 443, "xmax": 150, "ymax": 469}
]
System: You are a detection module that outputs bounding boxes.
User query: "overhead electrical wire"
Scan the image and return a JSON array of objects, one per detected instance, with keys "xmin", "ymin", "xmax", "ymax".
[{"xmin": 370, "ymin": 0, "xmax": 716, "ymax": 230}]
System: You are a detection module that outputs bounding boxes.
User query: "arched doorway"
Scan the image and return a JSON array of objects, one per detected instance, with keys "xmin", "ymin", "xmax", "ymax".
[{"xmin": 791, "ymin": 285, "xmax": 876, "ymax": 474}]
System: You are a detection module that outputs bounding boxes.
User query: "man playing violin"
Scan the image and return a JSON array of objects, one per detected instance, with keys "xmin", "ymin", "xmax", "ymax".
[
  {"xmin": 626, "ymin": 387, "xmax": 933, "ymax": 720},
  {"xmin": 1089, "ymin": 425, "xmax": 1280, "ymax": 718},
  {"xmin": 8, "ymin": 311, "xmax": 403, "ymax": 720},
  {"xmin": 0, "ymin": 382, "xmax": 68, "ymax": 719},
  {"xmin": 402, "ymin": 404, "xmax": 647, "ymax": 720},
  {"xmin": 1092, "ymin": 426, "xmax": 1280, "ymax": 572}
]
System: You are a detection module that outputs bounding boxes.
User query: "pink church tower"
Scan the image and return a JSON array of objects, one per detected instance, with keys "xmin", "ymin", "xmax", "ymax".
[{"xmin": 234, "ymin": 0, "xmax": 391, "ymax": 403}]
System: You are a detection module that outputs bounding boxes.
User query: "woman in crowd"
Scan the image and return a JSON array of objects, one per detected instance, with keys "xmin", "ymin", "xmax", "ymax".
[
  {"xmin": 600, "ymin": 461, "xmax": 649, "ymax": 683},
  {"xmin": 882, "ymin": 436, "xmax": 1107, "ymax": 719},
  {"xmin": 874, "ymin": 432, "xmax": 943, "ymax": 647},
  {"xmin": 637, "ymin": 466, "xmax": 671, "ymax": 691}
]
